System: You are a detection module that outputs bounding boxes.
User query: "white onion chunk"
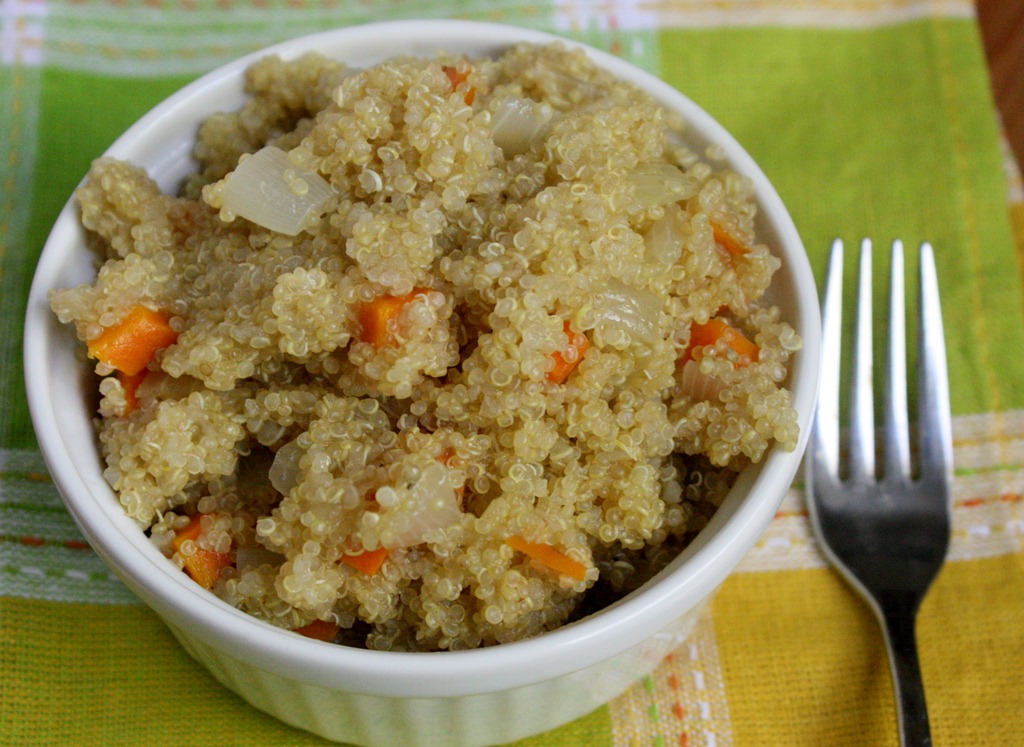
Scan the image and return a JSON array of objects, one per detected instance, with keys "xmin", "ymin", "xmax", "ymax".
[
  {"xmin": 378, "ymin": 462, "xmax": 461, "ymax": 548},
  {"xmin": 492, "ymin": 97, "xmax": 557, "ymax": 157},
  {"xmin": 220, "ymin": 146, "xmax": 333, "ymax": 236},
  {"xmin": 593, "ymin": 280, "xmax": 662, "ymax": 345}
]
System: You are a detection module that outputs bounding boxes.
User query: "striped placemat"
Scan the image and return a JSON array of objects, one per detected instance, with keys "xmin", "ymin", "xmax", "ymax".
[{"xmin": 4, "ymin": 1, "xmax": 1024, "ymax": 745}]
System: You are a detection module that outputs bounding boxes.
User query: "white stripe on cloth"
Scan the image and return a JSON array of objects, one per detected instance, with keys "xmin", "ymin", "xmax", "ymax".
[
  {"xmin": 609, "ymin": 609, "xmax": 736, "ymax": 747},
  {"xmin": 1, "ymin": 0, "xmax": 47, "ymax": 66},
  {"xmin": 556, "ymin": 0, "xmax": 975, "ymax": 30},
  {"xmin": 0, "ymin": 448, "xmax": 140, "ymax": 604},
  {"xmin": 738, "ymin": 409, "xmax": 1024, "ymax": 573},
  {"xmin": 30, "ymin": 1, "xmax": 559, "ymax": 76}
]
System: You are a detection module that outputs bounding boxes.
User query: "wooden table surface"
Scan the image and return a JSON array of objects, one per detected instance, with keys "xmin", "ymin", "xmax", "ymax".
[{"xmin": 977, "ymin": 0, "xmax": 1024, "ymax": 167}]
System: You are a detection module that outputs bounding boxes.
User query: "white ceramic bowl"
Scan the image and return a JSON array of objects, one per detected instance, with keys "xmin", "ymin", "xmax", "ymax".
[{"xmin": 25, "ymin": 19, "xmax": 820, "ymax": 747}]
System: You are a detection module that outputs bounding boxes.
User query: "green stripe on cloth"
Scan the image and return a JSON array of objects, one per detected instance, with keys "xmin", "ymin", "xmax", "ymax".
[
  {"xmin": 7, "ymin": 71, "xmax": 196, "ymax": 450},
  {"xmin": 25, "ymin": 69, "xmax": 197, "ymax": 253},
  {"xmin": 0, "ymin": 596, "xmax": 614, "ymax": 746},
  {"xmin": 659, "ymin": 18, "xmax": 1024, "ymax": 415},
  {"xmin": 0, "ymin": 64, "xmax": 43, "ymax": 451}
]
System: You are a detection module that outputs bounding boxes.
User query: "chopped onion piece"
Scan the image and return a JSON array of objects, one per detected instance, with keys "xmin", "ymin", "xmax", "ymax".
[
  {"xmin": 220, "ymin": 146, "xmax": 333, "ymax": 236},
  {"xmin": 492, "ymin": 97, "xmax": 557, "ymax": 157},
  {"xmin": 380, "ymin": 462, "xmax": 461, "ymax": 548},
  {"xmin": 629, "ymin": 162, "xmax": 693, "ymax": 209},
  {"xmin": 643, "ymin": 204, "xmax": 684, "ymax": 266},
  {"xmin": 269, "ymin": 439, "xmax": 303, "ymax": 496},
  {"xmin": 680, "ymin": 359, "xmax": 725, "ymax": 403},
  {"xmin": 593, "ymin": 280, "xmax": 662, "ymax": 345}
]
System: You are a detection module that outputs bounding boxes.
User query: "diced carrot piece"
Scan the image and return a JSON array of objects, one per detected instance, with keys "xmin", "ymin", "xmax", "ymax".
[
  {"xmin": 341, "ymin": 547, "xmax": 389, "ymax": 576},
  {"xmin": 87, "ymin": 305, "xmax": 178, "ymax": 376},
  {"xmin": 294, "ymin": 619, "xmax": 341, "ymax": 642},
  {"xmin": 682, "ymin": 317, "xmax": 759, "ymax": 367},
  {"xmin": 117, "ymin": 369, "xmax": 148, "ymax": 415},
  {"xmin": 356, "ymin": 288, "xmax": 431, "ymax": 348},
  {"xmin": 443, "ymin": 65, "xmax": 468, "ymax": 89},
  {"xmin": 172, "ymin": 514, "xmax": 233, "ymax": 590},
  {"xmin": 506, "ymin": 535, "xmax": 588, "ymax": 582},
  {"xmin": 547, "ymin": 320, "xmax": 590, "ymax": 384},
  {"xmin": 710, "ymin": 221, "xmax": 748, "ymax": 258},
  {"xmin": 443, "ymin": 65, "xmax": 476, "ymax": 105}
]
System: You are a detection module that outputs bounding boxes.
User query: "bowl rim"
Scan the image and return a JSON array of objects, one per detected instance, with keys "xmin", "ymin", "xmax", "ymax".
[{"xmin": 24, "ymin": 18, "xmax": 820, "ymax": 698}]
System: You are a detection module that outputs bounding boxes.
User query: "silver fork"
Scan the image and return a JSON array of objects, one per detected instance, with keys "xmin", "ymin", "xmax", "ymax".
[{"xmin": 806, "ymin": 238, "xmax": 952, "ymax": 747}]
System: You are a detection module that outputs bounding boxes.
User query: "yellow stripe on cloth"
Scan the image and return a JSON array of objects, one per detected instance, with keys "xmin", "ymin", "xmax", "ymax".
[
  {"xmin": 713, "ymin": 568, "xmax": 900, "ymax": 746},
  {"xmin": 692, "ymin": 554, "xmax": 1024, "ymax": 747}
]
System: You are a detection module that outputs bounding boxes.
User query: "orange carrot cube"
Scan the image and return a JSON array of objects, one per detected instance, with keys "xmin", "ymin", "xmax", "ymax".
[
  {"xmin": 443, "ymin": 65, "xmax": 476, "ymax": 105},
  {"xmin": 356, "ymin": 288, "xmax": 431, "ymax": 348},
  {"xmin": 88, "ymin": 305, "xmax": 177, "ymax": 376},
  {"xmin": 710, "ymin": 221, "xmax": 749, "ymax": 258},
  {"xmin": 172, "ymin": 514, "xmax": 233, "ymax": 589},
  {"xmin": 294, "ymin": 619, "xmax": 341, "ymax": 642},
  {"xmin": 341, "ymin": 547, "xmax": 389, "ymax": 576},
  {"xmin": 682, "ymin": 317, "xmax": 759, "ymax": 367},
  {"xmin": 547, "ymin": 320, "xmax": 590, "ymax": 384}
]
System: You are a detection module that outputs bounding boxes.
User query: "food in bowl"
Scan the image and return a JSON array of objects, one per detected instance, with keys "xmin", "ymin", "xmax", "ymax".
[{"xmin": 49, "ymin": 42, "xmax": 800, "ymax": 652}]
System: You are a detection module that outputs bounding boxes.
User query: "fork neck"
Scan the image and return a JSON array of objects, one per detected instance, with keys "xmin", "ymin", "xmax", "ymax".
[{"xmin": 878, "ymin": 595, "xmax": 933, "ymax": 747}]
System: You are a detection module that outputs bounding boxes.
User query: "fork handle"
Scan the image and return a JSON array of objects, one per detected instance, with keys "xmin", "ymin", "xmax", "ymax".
[{"xmin": 881, "ymin": 599, "xmax": 933, "ymax": 747}]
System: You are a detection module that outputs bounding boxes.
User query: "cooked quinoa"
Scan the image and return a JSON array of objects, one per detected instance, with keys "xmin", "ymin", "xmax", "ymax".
[{"xmin": 50, "ymin": 43, "xmax": 800, "ymax": 651}]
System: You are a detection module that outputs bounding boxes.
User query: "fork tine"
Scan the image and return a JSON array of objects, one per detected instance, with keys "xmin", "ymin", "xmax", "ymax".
[
  {"xmin": 848, "ymin": 238, "xmax": 875, "ymax": 481},
  {"xmin": 917, "ymin": 242, "xmax": 953, "ymax": 481},
  {"xmin": 812, "ymin": 239, "xmax": 845, "ymax": 476},
  {"xmin": 884, "ymin": 241, "xmax": 911, "ymax": 479}
]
